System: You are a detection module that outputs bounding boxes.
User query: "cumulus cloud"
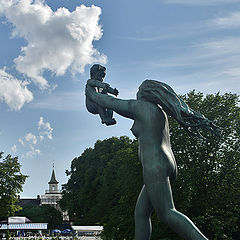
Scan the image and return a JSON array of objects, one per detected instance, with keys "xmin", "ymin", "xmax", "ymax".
[
  {"xmin": 210, "ymin": 11, "xmax": 240, "ymax": 28},
  {"xmin": 162, "ymin": 0, "xmax": 240, "ymax": 5},
  {"xmin": 16, "ymin": 116, "xmax": 53, "ymax": 158},
  {"xmin": 11, "ymin": 144, "xmax": 17, "ymax": 154},
  {"xmin": 19, "ymin": 138, "xmax": 24, "ymax": 145},
  {"xmin": 0, "ymin": 0, "xmax": 107, "ymax": 89},
  {"xmin": 26, "ymin": 145, "xmax": 41, "ymax": 158},
  {"xmin": 0, "ymin": 68, "xmax": 33, "ymax": 110},
  {"xmin": 19, "ymin": 132, "xmax": 37, "ymax": 146},
  {"xmin": 25, "ymin": 132, "xmax": 38, "ymax": 144},
  {"xmin": 38, "ymin": 116, "xmax": 53, "ymax": 140}
]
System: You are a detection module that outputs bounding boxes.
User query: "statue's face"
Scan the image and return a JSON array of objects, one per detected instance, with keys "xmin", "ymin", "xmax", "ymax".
[
  {"xmin": 98, "ymin": 67, "xmax": 106, "ymax": 79},
  {"xmin": 93, "ymin": 66, "xmax": 106, "ymax": 80},
  {"xmin": 90, "ymin": 64, "xmax": 106, "ymax": 80}
]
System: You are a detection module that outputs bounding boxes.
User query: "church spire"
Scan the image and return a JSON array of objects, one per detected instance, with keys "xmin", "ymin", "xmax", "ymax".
[{"xmin": 48, "ymin": 161, "xmax": 59, "ymax": 184}]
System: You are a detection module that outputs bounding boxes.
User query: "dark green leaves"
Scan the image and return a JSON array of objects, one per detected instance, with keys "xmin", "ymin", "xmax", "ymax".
[
  {"xmin": 0, "ymin": 153, "xmax": 28, "ymax": 219},
  {"xmin": 17, "ymin": 204, "xmax": 62, "ymax": 229}
]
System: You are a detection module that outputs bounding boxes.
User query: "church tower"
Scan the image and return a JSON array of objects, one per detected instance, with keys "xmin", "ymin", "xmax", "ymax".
[
  {"xmin": 48, "ymin": 167, "xmax": 59, "ymax": 193},
  {"xmin": 41, "ymin": 163, "xmax": 61, "ymax": 206}
]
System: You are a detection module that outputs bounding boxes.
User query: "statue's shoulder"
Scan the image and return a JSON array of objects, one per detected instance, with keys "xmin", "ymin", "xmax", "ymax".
[
  {"xmin": 87, "ymin": 78, "xmax": 100, "ymax": 86},
  {"xmin": 87, "ymin": 78, "xmax": 94, "ymax": 83}
]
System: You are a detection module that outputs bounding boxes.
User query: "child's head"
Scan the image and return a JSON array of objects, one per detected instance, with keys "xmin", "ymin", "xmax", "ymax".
[{"xmin": 90, "ymin": 64, "xmax": 106, "ymax": 80}]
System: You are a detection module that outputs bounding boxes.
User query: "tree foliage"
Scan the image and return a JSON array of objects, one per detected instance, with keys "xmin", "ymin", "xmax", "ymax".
[
  {"xmin": 0, "ymin": 153, "xmax": 28, "ymax": 219},
  {"xmin": 61, "ymin": 91, "xmax": 240, "ymax": 240},
  {"xmin": 17, "ymin": 204, "xmax": 63, "ymax": 229}
]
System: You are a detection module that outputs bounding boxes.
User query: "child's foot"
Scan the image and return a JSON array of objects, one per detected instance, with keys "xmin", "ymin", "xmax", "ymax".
[{"xmin": 105, "ymin": 118, "xmax": 116, "ymax": 126}]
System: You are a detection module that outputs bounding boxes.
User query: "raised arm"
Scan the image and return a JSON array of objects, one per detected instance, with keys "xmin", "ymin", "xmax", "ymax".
[
  {"xmin": 87, "ymin": 79, "xmax": 119, "ymax": 96},
  {"xmin": 85, "ymin": 84, "xmax": 137, "ymax": 120},
  {"xmin": 87, "ymin": 79, "xmax": 109, "ymax": 89}
]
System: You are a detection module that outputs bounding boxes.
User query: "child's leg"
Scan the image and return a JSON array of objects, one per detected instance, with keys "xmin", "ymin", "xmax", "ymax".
[
  {"xmin": 86, "ymin": 97, "xmax": 116, "ymax": 125},
  {"xmin": 86, "ymin": 98, "xmax": 99, "ymax": 114},
  {"xmin": 105, "ymin": 109, "xmax": 116, "ymax": 125},
  {"xmin": 106, "ymin": 109, "xmax": 113, "ymax": 119},
  {"xmin": 97, "ymin": 106, "xmax": 116, "ymax": 125},
  {"xmin": 98, "ymin": 106, "xmax": 109, "ymax": 123}
]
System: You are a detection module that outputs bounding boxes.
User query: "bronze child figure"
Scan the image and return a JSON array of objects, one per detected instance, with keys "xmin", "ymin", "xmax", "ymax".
[{"xmin": 85, "ymin": 64, "xmax": 119, "ymax": 126}]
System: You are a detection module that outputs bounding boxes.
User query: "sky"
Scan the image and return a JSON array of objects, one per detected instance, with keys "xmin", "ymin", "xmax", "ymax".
[{"xmin": 0, "ymin": 0, "xmax": 240, "ymax": 198}]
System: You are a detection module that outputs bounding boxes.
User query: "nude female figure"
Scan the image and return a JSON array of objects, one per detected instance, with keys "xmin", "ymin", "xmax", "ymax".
[{"xmin": 86, "ymin": 76, "xmax": 220, "ymax": 240}]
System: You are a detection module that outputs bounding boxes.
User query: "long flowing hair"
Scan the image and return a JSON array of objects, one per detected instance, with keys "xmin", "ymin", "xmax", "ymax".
[{"xmin": 139, "ymin": 80, "xmax": 221, "ymax": 139}]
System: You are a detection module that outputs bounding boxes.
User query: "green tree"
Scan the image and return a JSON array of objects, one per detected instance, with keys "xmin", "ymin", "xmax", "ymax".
[
  {"xmin": 167, "ymin": 91, "xmax": 240, "ymax": 240},
  {"xmin": 17, "ymin": 204, "xmax": 63, "ymax": 229},
  {"xmin": 152, "ymin": 91, "xmax": 240, "ymax": 240},
  {"xmin": 61, "ymin": 91, "xmax": 240, "ymax": 240},
  {"xmin": 0, "ymin": 153, "xmax": 28, "ymax": 219}
]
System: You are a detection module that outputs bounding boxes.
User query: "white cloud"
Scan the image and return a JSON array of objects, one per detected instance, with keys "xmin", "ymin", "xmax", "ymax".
[
  {"xmin": 26, "ymin": 145, "xmax": 40, "ymax": 158},
  {"xmin": 25, "ymin": 132, "xmax": 38, "ymax": 144},
  {"xmin": 210, "ymin": 11, "xmax": 240, "ymax": 28},
  {"xmin": 0, "ymin": 0, "xmax": 107, "ymax": 89},
  {"xmin": 162, "ymin": 0, "xmax": 240, "ymax": 5},
  {"xmin": 38, "ymin": 116, "xmax": 53, "ymax": 140},
  {"xmin": 16, "ymin": 117, "xmax": 53, "ymax": 158},
  {"xmin": 0, "ymin": 68, "xmax": 33, "ymax": 110},
  {"xmin": 11, "ymin": 144, "xmax": 17, "ymax": 154},
  {"xmin": 19, "ymin": 138, "xmax": 24, "ymax": 145}
]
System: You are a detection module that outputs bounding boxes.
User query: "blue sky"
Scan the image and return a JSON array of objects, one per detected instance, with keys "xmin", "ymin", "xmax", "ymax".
[{"xmin": 0, "ymin": 0, "xmax": 240, "ymax": 198}]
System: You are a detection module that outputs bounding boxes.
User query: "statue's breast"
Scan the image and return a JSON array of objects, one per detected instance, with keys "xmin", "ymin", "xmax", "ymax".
[{"xmin": 130, "ymin": 121, "xmax": 140, "ymax": 137}]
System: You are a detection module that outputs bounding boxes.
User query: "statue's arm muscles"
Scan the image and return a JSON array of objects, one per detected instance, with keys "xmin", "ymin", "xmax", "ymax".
[{"xmin": 86, "ymin": 85, "xmax": 137, "ymax": 119}]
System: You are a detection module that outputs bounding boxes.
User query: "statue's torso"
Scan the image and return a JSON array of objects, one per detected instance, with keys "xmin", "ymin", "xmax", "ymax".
[{"xmin": 131, "ymin": 100, "xmax": 177, "ymax": 183}]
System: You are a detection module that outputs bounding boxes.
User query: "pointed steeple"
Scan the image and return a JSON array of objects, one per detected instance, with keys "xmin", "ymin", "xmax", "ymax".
[{"xmin": 48, "ymin": 162, "xmax": 59, "ymax": 184}]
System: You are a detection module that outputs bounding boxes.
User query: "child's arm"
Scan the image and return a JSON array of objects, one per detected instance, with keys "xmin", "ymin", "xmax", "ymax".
[
  {"xmin": 105, "ymin": 85, "xmax": 119, "ymax": 96},
  {"xmin": 87, "ymin": 79, "xmax": 119, "ymax": 96},
  {"xmin": 87, "ymin": 79, "xmax": 109, "ymax": 89}
]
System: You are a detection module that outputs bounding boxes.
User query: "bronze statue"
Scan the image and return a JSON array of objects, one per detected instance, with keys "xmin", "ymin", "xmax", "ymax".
[
  {"xmin": 85, "ymin": 65, "xmax": 220, "ymax": 240},
  {"xmin": 85, "ymin": 64, "xmax": 119, "ymax": 126}
]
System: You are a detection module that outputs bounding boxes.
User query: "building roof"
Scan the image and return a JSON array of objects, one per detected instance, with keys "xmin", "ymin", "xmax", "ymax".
[
  {"xmin": 72, "ymin": 226, "xmax": 103, "ymax": 231},
  {"xmin": 17, "ymin": 198, "xmax": 41, "ymax": 208},
  {"xmin": 8, "ymin": 217, "xmax": 31, "ymax": 224},
  {"xmin": 48, "ymin": 169, "xmax": 59, "ymax": 184},
  {"xmin": 0, "ymin": 217, "xmax": 31, "ymax": 224},
  {"xmin": 0, "ymin": 223, "xmax": 48, "ymax": 230}
]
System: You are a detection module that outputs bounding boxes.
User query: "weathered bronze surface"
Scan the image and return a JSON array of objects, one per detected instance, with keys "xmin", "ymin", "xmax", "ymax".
[
  {"xmin": 86, "ymin": 65, "xmax": 220, "ymax": 240},
  {"xmin": 85, "ymin": 64, "xmax": 118, "ymax": 126}
]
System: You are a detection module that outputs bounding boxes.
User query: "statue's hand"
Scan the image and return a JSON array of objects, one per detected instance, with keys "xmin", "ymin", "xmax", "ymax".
[
  {"xmin": 105, "ymin": 86, "xmax": 119, "ymax": 96},
  {"xmin": 112, "ymin": 88, "xmax": 119, "ymax": 96}
]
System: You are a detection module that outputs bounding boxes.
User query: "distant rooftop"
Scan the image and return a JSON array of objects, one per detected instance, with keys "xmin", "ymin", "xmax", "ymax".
[{"xmin": 17, "ymin": 198, "xmax": 41, "ymax": 208}]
